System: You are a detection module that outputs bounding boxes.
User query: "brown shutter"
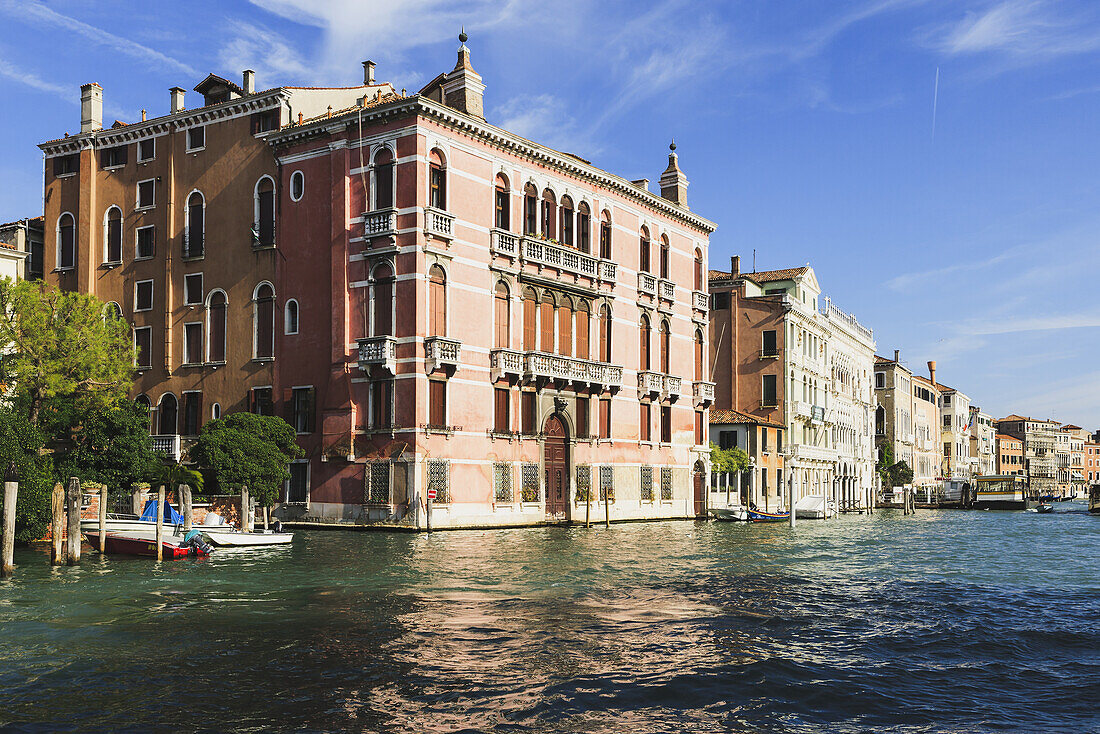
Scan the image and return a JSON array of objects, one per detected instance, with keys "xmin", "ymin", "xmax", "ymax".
[
  {"xmin": 495, "ymin": 284, "xmax": 509, "ymax": 349},
  {"xmin": 557, "ymin": 303, "xmax": 571, "ymax": 357},
  {"xmin": 640, "ymin": 403, "xmax": 650, "ymax": 442},
  {"xmin": 599, "ymin": 307, "xmax": 611, "ymax": 363},
  {"xmin": 494, "ymin": 388, "xmax": 509, "ymax": 433},
  {"xmin": 600, "ymin": 398, "xmax": 611, "ymax": 439},
  {"xmin": 575, "ymin": 307, "xmax": 589, "ymax": 360},
  {"xmin": 429, "ymin": 267, "xmax": 446, "ymax": 336},
  {"xmin": 660, "ymin": 322, "xmax": 670, "ymax": 374},
  {"xmin": 283, "ymin": 388, "xmax": 295, "ymax": 425},
  {"xmin": 374, "ymin": 277, "xmax": 393, "ymax": 336},
  {"xmin": 640, "ymin": 318, "xmax": 650, "ymax": 371},
  {"xmin": 523, "ymin": 296, "xmax": 536, "ymax": 350},
  {"xmin": 694, "ymin": 332, "xmax": 703, "ymax": 381},
  {"xmin": 429, "ymin": 380, "xmax": 446, "ymax": 426},
  {"xmin": 540, "ymin": 298, "xmax": 554, "ymax": 352},
  {"xmin": 577, "ymin": 395, "xmax": 589, "ymax": 438}
]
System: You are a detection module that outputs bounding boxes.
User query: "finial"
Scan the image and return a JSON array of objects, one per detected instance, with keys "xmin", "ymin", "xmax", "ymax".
[
  {"xmin": 459, "ymin": 27, "xmax": 468, "ymax": 44},
  {"xmin": 670, "ymin": 139, "xmax": 676, "ymax": 152}
]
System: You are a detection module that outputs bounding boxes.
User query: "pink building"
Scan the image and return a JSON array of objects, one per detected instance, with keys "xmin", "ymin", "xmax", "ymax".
[{"xmin": 270, "ymin": 37, "xmax": 716, "ymax": 528}]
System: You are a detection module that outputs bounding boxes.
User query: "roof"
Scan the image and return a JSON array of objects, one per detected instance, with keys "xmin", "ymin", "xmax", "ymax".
[
  {"xmin": 0, "ymin": 239, "xmax": 16, "ymax": 250},
  {"xmin": 1061, "ymin": 424, "xmax": 1083, "ymax": 430},
  {"xmin": 709, "ymin": 408, "xmax": 786, "ymax": 428},
  {"xmin": 912, "ymin": 375, "xmax": 938, "ymax": 388},
  {"xmin": 996, "ymin": 434, "xmax": 1022, "ymax": 443},
  {"xmin": 874, "ymin": 355, "xmax": 893, "ymax": 365},
  {"xmin": 998, "ymin": 414, "xmax": 1029, "ymax": 422},
  {"xmin": 709, "ymin": 266, "xmax": 808, "ymax": 284}
]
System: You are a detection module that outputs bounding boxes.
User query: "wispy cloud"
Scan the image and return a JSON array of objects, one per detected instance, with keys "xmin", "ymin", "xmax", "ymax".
[
  {"xmin": 932, "ymin": 0, "xmax": 1100, "ymax": 59},
  {"xmin": 0, "ymin": 1, "xmax": 196, "ymax": 75},
  {"xmin": 0, "ymin": 56, "xmax": 69, "ymax": 101},
  {"xmin": 219, "ymin": 20, "xmax": 310, "ymax": 82},
  {"xmin": 886, "ymin": 244, "xmax": 1026, "ymax": 291},
  {"xmin": 495, "ymin": 94, "xmax": 594, "ymax": 154},
  {"xmin": 957, "ymin": 312, "xmax": 1100, "ymax": 336}
]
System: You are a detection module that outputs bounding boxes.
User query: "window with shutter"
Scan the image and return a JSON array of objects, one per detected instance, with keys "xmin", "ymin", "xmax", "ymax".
[
  {"xmin": 429, "ymin": 155, "xmax": 446, "ymax": 209},
  {"xmin": 640, "ymin": 402, "xmax": 651, "ymax": 442},
  {"xmin": 185, "ymin": 192, "xmax": 204, "ymax": 258},
  {"xmin": 371, "ymin": 380, "xmax": 393, "ymax": 428},
  {"xmin": 640, "ymin": 316, "xmax": 650, "ymax": 371},
  {"xmin": 521, "ymin": 391, "xmax": 536, "ymax": 434},
  {"xmin": 494, "ymin": 387, "xmax": 510, "ymax": 433},
  {"xmin": 639, "ymin": 228, "xmax": 651, "ymax": 273},
  {"xmin": 557, "ymin": 298, "xmax": 572, "ymax": 357},
  {"xmin": 599, "ymin": 398, "xmax": 611, "ymax": 439},
  {"xmin": 208, "ymin": 291, "xmax": 226, "ymax": 363},
  {"xmin": 136, "ymin": 225, "xmax": 155, "ymax": 259},
  {"xmin": 374, "ymin": 149, "xmax": 394, "ymax": 209},
  {"xmin": 183, "ymin": 392, "xmax": 203, "ymax": 436},
  {"xmin": 694, "ymin": 331, "xmax": 703, "ymax": 381},
  {"xmin": 105, "ymin": 207, "xmax": 122, "ymax": 263},
  {"xmin": 522, "ymin": 289, "xmax": 537, "ymax": 350},
  {"xmin": 540, "ymin": 295, "xmax": 554, "ymax": 352},
  {"xmin": 429, "ymin": 265, "xmax": 446, "ymax": 336},
  {"xmin": 58, "ymin": 213, "xmax": 75, "ymax": 269},
  {"xmin": 695, "ymin": 411, "xmax": 704, "ymax": 445},
  {"xmin": 694, "ymin": 249, "xmax": 704, "ymax": 291},
  {"xmin": 158, "ymin": 394, "xmax": 178, "ymax": 435},
  {"xmin": 599, "ymin": 216, "xmax": 611, "ymax": 260},
  {"xmin": 659, "ymin": 321, "xmax": 670, "ymax": 374},
  {"xmin": 495, "ymin": 174, "xmax": 510, "ymax": 229},
  {"xmin": 373, "ymin": 264, "xmax": 393, "ymax": 336},
  {"xmin": 255, "ymin": 284, "xmax": 275, "ymax": 359},
  {"xmin": 577, "ymin": 394, "xmax": 589, "ymax": 438},
  {"xmin": 524, "ymin": 185, "xmax": 537, "ymax": 235},
  {"xmin": 541, "ymin": 190, "xmax": 556, "ymax": 239},
  {"xmin": 661, "ymin": 406, "xmax": 671, "ymax": 443},
  {"xmin": 134, "ymin": 327, "xmax": 152, "ymax": 369},
  {"xmin": 599, "ymin": 305, "xmax": 612, "ymax": 363},
  {"xmin": 575, "ymin": 303, "xmax": 589, "ymax": 359},
  {"xmin": 494, "ymin": 282, "xmax": 510, "ymax": 349},
  {"xmin": 184, "ymin": 322, "xmax": 203, "ymax": 365},
  {"xmin": 429, "ymin": 380, "xmax": 447, "ymax": 427},
  {"xmin": 560, "ymin": 196, "xmax": 574, "ymax": 245},
  {"xmin": 660, "ymin": 237, "xmax": 670, "ymax": 279},
  {"xmin": 256, "ymin": 178, "xmax": 275, "ymax": 248},
  {"xmin": 762, "ymin": 330, "xmax": 777, "ymax": 357},
  {"xmin": 577, "ymin": 203, "xmax": 591, "ymax": 253}
]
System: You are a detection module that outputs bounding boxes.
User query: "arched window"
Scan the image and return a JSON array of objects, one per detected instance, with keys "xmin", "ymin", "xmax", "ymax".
[
  {"xmin": 104, "ymin": 206, "xmax": 122, "ymax": 264},
  {"xmin": 876, "ymin": 406, "xmax": 885, "ymax": 435},
  {"xmin": 103, "ymin": 301, "xmax": 123, "ymax": 322},
  {"xmin": 57, "ymin": 212, "xmax": 75, "ymax": 270},
  {"xmin": 212, "ymin": 403, "xmax": 222, "ymax": 420},
  {"xmin": 639, "ymin": 227, "xmax": 651, "ymax": 273},
  {"xmin": 207, "ymin": 290, "xmax": 227, "ymax": 363},
  {"xmin": 577, "ymin": 202, "xmax": 591, "ymax": 254},
  {"xmin": 372, "ymin": 263, "xmax": 394, "ymax": 336},
  {"xmin": 694, "ymin": 330, "xmax": 704, "ymax": 381},
  {"xmin": 541, "ymin": 189, "xmax": 556, "ymax": 239},
  {"xmin": 694, "ymin": 248, "xmax": 704, "ymax": 291},
  {"xmin": 560, "ymin": 196, "xmax": 574, "ymax": 246},
  {"xmin": 522, "ymin": 287, "xmax": 537, "ymax": 350},
  {"xmin": 494, "ymin": 281, "xmax": 510, "ymax": 349},
  {"xmin": 659, "ymin": 320, "xmax": 670, "ymax": 374},
  {"xmin": 373, "ymin": 148, "xmax": 394, "ymax": 209},
  {"xmin": 285, "ymin": 299, "xmax": 299, "ymax": 335},
  {"xmin": 540, "ymin": 292, "xmax": 555, "ymax": 352},
  {"xmin": 659, "ymin": 235, "xmax": 670, "ymax": 279},
  {"xmin": 157, "ymin": 393, "xmax": 178, "ymax": 435},
  {"xmin": 640, "ymin": 315, "xmax": 651, "ymax": 371},
  {"xmin": 255, "ymin": 177, "xmax": 275, "ymax": 248},
  {"xmin": 290, "ymin": 170, "xmax": 305, "ymax": 202},
  {"xmin": 599, "ymin": 304, "xmax": 612, "ymax": 363},
  {"xmin": 576, "ymin": 301, "xmax": 590, "ymax": 359},
  {"xmin": 523, "ymin": 183, "xmax": 538, "ymax": 235},
  {"xmin": 557, "ymin": 296, "xmax": 573, "ymax": 357},
  {"xmin": 428, "ymin": 149, "xmax": 446, "ymax": 210},
  {"xmin": 599, "ymin": 210, "xmax": 612, "ymax": 260},
  {"xmin": 254, "ymin": 283, "xmax": 275, "ymax": 359},
  {"xmin": 494, "ymin": 173, "xmax": 510, "ymax": 230},
  {"xmin": 429, "ymin": 264, "xmax": 446, "ymax": 336},
  {"xmin": 185, "ymin": 191, "xmax": 204, "ymax": 258}
]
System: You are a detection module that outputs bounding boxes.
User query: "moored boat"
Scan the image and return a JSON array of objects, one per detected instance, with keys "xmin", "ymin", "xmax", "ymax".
[
  {"xmin": 973, "ymin": 475, "xmax": 1029, "ymax": 511},
  {"xmin": 1089, "ymin": 484, "xmax": 1100, "ymax": 514},
  {"xmin": 747, "ymin": 508, "xmax": 790, "ymax": 523},
  {"xmin": 83, "ymin": 529, "xmax": 212, "ymax": 558},
  {"xmin": 710, "ymin": 507, "xmax": 748, "ymax": 522},
  {"xmin": 81, "ymin": 501, "xmax": 293, "ymax": 547}
]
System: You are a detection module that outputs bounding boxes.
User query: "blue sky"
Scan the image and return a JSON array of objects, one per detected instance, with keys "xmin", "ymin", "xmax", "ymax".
[{"xmin": 1, "ymin": 0, "xmax": 1099, "ymax": 428}]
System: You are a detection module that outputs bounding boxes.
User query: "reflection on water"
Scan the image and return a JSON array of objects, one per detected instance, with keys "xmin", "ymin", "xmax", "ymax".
[{"xmin": 1, "ymin": 507, "xmax": 1099, "ymax": 732}]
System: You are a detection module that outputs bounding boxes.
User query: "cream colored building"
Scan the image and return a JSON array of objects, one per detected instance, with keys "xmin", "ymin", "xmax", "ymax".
[
  {"xmin": 0, "ymin": 217, "xmax": 37, "ymax": 281},
  {"xmin": 910, "ymin": 375, "xmax": 941, "ymax": 488},
  {"xmin": 968, "ymin": 407, "xmax": 995, "ymax": 477},
  {"xmin": 873, "ymin": 350, "xmax": 914, "ymax": 471}
]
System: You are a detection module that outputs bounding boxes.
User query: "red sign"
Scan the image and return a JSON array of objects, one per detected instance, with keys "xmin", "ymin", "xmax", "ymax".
[{"xmin": 427, "ymin": 488, "xmax": 437, "ymax": 501}]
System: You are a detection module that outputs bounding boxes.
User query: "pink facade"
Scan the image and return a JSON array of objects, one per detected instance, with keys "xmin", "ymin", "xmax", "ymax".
[{"xmin": 271, "ymin": 43, "xmax": 716, "ymax": 528}]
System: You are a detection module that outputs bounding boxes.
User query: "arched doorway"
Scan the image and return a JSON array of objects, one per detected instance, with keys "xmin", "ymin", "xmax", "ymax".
[
  {"xmin": 693, "ymin": 460, "xmax": 706, "ymax": 517},
  {"xmin": 544, "ymin": 414, "xmax": 569, "ymax": 519}
]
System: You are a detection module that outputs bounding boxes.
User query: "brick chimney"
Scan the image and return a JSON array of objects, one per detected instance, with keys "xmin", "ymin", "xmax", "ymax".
[
  {"xmin": 731, "ymin": 255, "xmax": 740, "ymax": 275},
  {"xmin": 442, "ymin": 29, "xmax": 485, "ymax": 119},
  {"xmin": 243, "ymin": 69, "xmax": 256, "ymax": 94},
  {"xmin": 80, "ymin": 83, "xmax": 102, "ymax": 133},
  {"xmin": 659, "ymin": 140, "xmax": 689, "ymax": 208},
  {"xmin": 894, "ymin": 349, "xmax": 900, "ymax": 363},
  {"xmin": 928, "ymin": 360, "xmax": 937, "ymax": 386},
  {"xmin": 170, "ymin": 86, "xmax": 185, "ymax": 113},
  {"xmin": 363, "ymin": 60, "xmax": 376, "ymax": 84}
]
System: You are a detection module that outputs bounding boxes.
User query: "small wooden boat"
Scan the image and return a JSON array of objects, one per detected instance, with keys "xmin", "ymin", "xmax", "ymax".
[
  {"xmin": 84, "ymin": 529, "xmax": 211, "ymax": 559},
  {"xmin": 1034, "ymin": 503, "xmax": 1054, "ymax": 514},
  {"xmin": 710, "ymin": 507, "xmax": 748, "ymax": 522},
  {"xmin": 747, "ymin": 508, "xmax": 790, "ymax": 523}
]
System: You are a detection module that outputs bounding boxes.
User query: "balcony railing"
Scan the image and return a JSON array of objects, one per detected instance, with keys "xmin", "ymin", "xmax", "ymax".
[
  {"xmin": 664, "ymin": 375, "xmax": 682, "ymax": 401},
  {"xmin": 425, "ymin": 336, "xmax": 461, "ymax": 373},
  {"xmin": 490, "ymin": 348, "xmax": 524, "ymax": 381},
  {"xmin": 363, "ymin": 208, "xmax": 397, "ymax": 239},
  {"xmin": 638, "ymin": 272, "xmax": 657, "ymax": 296},
  {"xmin": 151, "ymin": 434, "xmax": 181, "ymax": 462},
  {"xmin": 638, "ymin": 370, "xmax": 663, "ymax": 397},
  {"xmin": 491, "ymin": 228, "xmax": 519, "ymax": 257},
  {"xmin": 759, "ymin": 348, "xmax": 779, "ymax": 359},
  {"xmin": 790, "ymin": 443, "xmax": 838, "ymax": 463},
  {"xmin": 524, "ymin": 351, "xmax": 623, "ymax": 388},
  {"xmin": 659, "ymin": 279, "xmax": 675, "ymax": 302},
  {"xmin": 357, "ymin": 335, "xmax": 397, "ymax": 374},
  {"xmin": 519, "ymin": 236, "xmax": 618, "ymax": 284},
  {"xmin": 693, "ymin": 291, "xmax": 709, "ymax": 312},
  {"xmin": 425, "ymin": 207, "xmax": 455, "ymax": 241},
  {"xmin": 693, "ymin": 381, "xmax": 715, "ymax": 406}
]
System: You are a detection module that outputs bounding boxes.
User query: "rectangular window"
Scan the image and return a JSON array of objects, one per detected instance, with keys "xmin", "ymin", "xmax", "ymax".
[
  {"xmin": 136, "ymin": 226, "xmax": 155, "ymax": 259},
  {"xmin": 138, "ymin": 138, "xmax": 155, "ymax": 162},
  {"xmin": 777, "ymin": 430, "xmax": 783, "ymax": 452},
  {"xmin": 100, "ymin": 145, "xmax": 127, "ymax": 169},
  {"xmin": 761, "ymin": 427, "xmax": 769, "ymax": 452},
  {"xmin": 135, "ymin": 280, "xmax": 153, "ymax": 311},
  {"xmin": 944, "ymin": 442, "xmax": 951, "ymax": 458},
  {"xmin": 494, "ymin": 387, "xmax": 510, "ymax": 433},
  {"xmin": 599, "ymin": 398, "xmax": 611, "ymax": 439},
  {"xmin": 250, "ymin": 387, "xmax": 274, "ymax": 416},
  {"xmin": 521, "ymin": 463, "xmax": 540, "ymax": 502},
  {"xmin": 944, "ymin": 415, "xmax": 951, "ymax": 428},
  {"xmin": 184, "ymin": 273, "xmax": 203, "ymax": 305},
  {"xmin": 660, "ymin": 466, "xmax": 673, "ymax": 501},
  {"xmin": 291, "ymin": 387, "xmax": 315, "ymax": 434},
  {"xmin": 640, "ymin": 465, "xmax": 653, "ymax": 501},
  {"xmin": 182, "ymin": 392, "xmax": 203, "ymax": 436},
  {"xmin": 495, "ymin": 188, "xmax": 509, "ymax": 230},
  {"xmin": 762, "ymin": 330, "xmax": 777, "ymax": 357},
  {"xmin": 576, "ymin": 395, "xmax": 590, "ymax": 438},
  {"xmin": 521, "ymin": 391, "xmax": 536, "ymax": 435},
  {"xmin": 713, "ymin": 292, "xmax": 730, "ymax": 310},
  {"xmin": 599, "ymin": 222, "xmax": 611, "ymax": 259},
  {"xmin": 429, "ymin": 380, "xmax": 447, "ymax": 428},
  {"xmin": 137, "ymin": 179, "xmax": 155, "ymax": 209},
  {"xmin": 251, "ymin": 109, "xmax": 279, "ymax": 134},
  {"xmin": 494, "ymin": 462, "xmax": 513, "ymax": 503},
  {"xmin": 776, "ymin": 468, "xmax": 783, "ymax": 495},
  {"xmin": 875, "ymin": 372, "xmax": 885, "ymax": 388},
  {"xmin": 660, "ymin": 406, "xmax": 671, "ymax": 444},
  {"xmin": 370, "ymin": 379, "xmax": 393, "ymax": 428},
  {"xmin": 762, "ymin": 374, "xmax": 777, "ymax": 407},
  {"xmin": 187, "ymin": 126, "xmax": 205, "ymax": 151},
  {"xmin": 183, "ymin": 322, "xmax": 203, "ymax": 365},
  {"xmin": 640, "ymin": 402, "xmax": 651, "ymax": 442},
  {"xmin": 429, "ymin": 165, "xmax": 446, "ymax": 209},
  {"xmin": 53, "ymin": 154, "xmax": 78, "ymax": 176},
  {"xmin": 761, "ymin": 467, "xmax": 768, "ymax": 493},
  {"xmin": 287, "ymin": 462, "xmax": 309, "ymax": 503},
  {"xmin": 134, "ymin": 327, "xmax": 152, "ymax": 369},
  {"xmin": 943, "ymin": 395, "xmax": 951, "ymax": 406},
  {"xmin": 695, "ymin": 411, "xmax": 703, "ymax": 446},
  {"xmin": 720, "ymin": 430, "xmax": 736, "ymax": 450},
  {"xmin": 599, "ymin": 465, "xmax": 614, "ymax": 502},
  {"xmin": 427, "ymin": 458, "xmax": 451, "ymax": 504}
]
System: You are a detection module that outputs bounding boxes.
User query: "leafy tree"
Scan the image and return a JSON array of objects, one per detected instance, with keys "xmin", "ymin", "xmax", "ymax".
[
  {"xmin": 0, "ymin": 406, "xmax": 53, "ymax": 543},
  {"xmin": 50, "ymin": 397, "xmax": 160, "ymax": 494},
  {"xmin": 710, "ymin": 442, "xmax": 751, "ymax": 474},
  {"xmin": 889, "ymin": 460, "xmax": 914, "ymax": 488},
  {"xmin": 190, "ymin": 413, "xmax": 304, "ymax": 508},
  {"xmin": 876, "ymin": 439, "xmax": 894, "ymax": 487},
  {"xmin": 150, "ymin": 462, "xmax": 205, "ymax": 496}
]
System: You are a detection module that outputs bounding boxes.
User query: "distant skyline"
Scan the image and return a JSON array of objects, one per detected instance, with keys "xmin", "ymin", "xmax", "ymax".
[{"xmin": 1, "ymin": 0, "xmax": 1099, "ymax": 427}]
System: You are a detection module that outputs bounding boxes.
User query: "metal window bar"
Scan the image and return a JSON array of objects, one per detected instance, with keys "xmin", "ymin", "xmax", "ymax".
[
  {"xmin": 364, "ymin": 461, "xmax": 391, "ymax": 505},
  {"xmin": 521, "ymin": 462, "xmax": 540, "ymax": 503},
  {"xmin": 575, "ymin": 464, "xmax": 592, "ymax": 502},
  {"xmin": 640, "ymin": 465, "xmax": 654, "ymax": 501},
  {"xmin": 427, "ymin": 459, "xmax": 451, "ymax": 504},
  {"xmin": 661, "ymin": 467, "xmax": 673, "ymax": 500},
  {"xmin": 599, "ymin": 465, "xmax": 615, "ymax": 502},
  {"xmin": 494, "ymin": 462, "xmax": 513, "ymax": 503}
]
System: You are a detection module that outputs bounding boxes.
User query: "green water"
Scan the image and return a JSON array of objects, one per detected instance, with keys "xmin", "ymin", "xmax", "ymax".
[{"xmin": 1, "ymin": 505, "xmax": 1098, "ymax": 732}]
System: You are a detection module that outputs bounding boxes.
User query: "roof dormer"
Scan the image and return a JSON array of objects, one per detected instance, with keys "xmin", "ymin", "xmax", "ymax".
[{"xmin": 194, "ymin": 74, "xmax": 245, "ymax": 106}]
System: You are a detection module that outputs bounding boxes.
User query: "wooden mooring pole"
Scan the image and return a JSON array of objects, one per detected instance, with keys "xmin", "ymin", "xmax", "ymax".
[
  {"xmin": 180, "ymin": 484, "xmax": 192, "ymax": 533},
  {"xmin": 155, "ymin": 485, "xmax": 165, "ymax": 562},
  {"xmin": 97, "ymin": 485, "xmax": 107, "ymax": 554},
  {"xmin": 2, "ymin": 474, "xmax": 17, "ymax": 579},
  {"xmin": 50, "ymin": 483, "xmax": 64, "ymax": 565},
  {"xmin": 585, "ymin": 482, "xmax": 591, "ymax": 528},
  {"xmin": 65, "ymin": 477, "xmax": 81, "ymax": 565},
  {"xmin": 603, "ymin": 485, "xmax": 610, "ymax": 529}
]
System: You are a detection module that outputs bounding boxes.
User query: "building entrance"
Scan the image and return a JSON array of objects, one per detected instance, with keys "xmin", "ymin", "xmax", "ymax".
[{"xmin": 544, "ymin": 414, "xmax": 569, "ymax": 519}]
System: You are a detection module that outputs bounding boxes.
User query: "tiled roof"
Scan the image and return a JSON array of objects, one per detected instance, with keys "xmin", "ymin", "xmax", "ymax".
[
  {"xmin": 0, "ymin": 239, "xmax": 16, "ymax": 250},
  {"xmin": 997, "ymin": 414, "xmax": 1030, "ymax": 422},
  {"xmin": 874, "ymin": 355, "xmax": 893, "ymax": 365},
  {"xmin": 996, "ymin": 434, "xmax": 1021, "ymax": 443},
  {"xmin": 912, "ymin": 375, "xmax": 937, "ymax": 387},
  {"xmin": 709, "ymin": 266, "xmax": 808, "ymax": 284},
  {"xmin": 1061, "ymin": 424, "xmax": 1083, "ymax": 430},
  {"xmin": 709, "ymin": 408, "xmax": 786, "ymax": 428}
]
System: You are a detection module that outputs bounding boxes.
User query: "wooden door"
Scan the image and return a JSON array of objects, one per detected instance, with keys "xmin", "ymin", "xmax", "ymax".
[
  {"xmin": 693, "ymin": 462, "xmax": 706, "ymax": 517},
  {"xmin": 544, "ymin": 415, "xmax": 569, "ymax": 518}
]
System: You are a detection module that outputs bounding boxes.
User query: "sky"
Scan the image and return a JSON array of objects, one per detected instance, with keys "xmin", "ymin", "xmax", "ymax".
[{"xmin": 1, "ymin": 0, "xmax": 1099, "ymax": 428}]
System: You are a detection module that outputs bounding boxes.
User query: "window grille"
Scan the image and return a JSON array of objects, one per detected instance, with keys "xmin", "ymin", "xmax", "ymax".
[
  {"xmin": 427, "ymin": 459, "xmax": 451, "ymax": 504},
  {"xmin": 494, "ymin": 462, "xmax": 513, "ymax": 503},
  {"xmin": 364, "ymin": 461, "xmax": 391, "ymax": 505},
  {"xmin": 640, "ymin": 465, "xmax": 654, "ymax": 501},
  {"xmin": 661, "ymin": 467, "xmax": 673, "ymax": 500},
  {"xmin": 575, "ymin": 464, "xmax": 592, "ymax": 502},
  {"xmin": 521, "ymin": 462, "xmax": 540, "ymax": 503},
  {"xmin": 599, "ymin": 465, "xmax": 615, "ymax": 502}
]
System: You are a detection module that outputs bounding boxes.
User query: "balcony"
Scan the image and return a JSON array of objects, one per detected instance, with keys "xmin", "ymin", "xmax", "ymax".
[
  {"xmin": 637, "ymin": 272, "xmax": 657, "ymax": 297},
  {"xmin": 693, "ymin": 291, "xmax": 709, "ymax": 312},
  {"xmin": 659, "ymin": 279, "xmax": 675, "ymax": 302},
  {"xmin": 357, "ymin": 335, "xmax": 397, "ymax": 374},
  {"xmin": 491, "ymin": 228, "xmax": 519, "ymax": 257},
  {"xmin": 520, "ymin": 236, "xmax": 617, "ymax": 284},
  {"xmin": 790, "ymin": 443, "xmax": 838, "ymax": 463},
  {"xmin": 363, "ymin": 208, "xmax": 397, "ymax": 240},
  {"xmin": 693, "ymin": 380, "xmax": 715, "ymax": 407},
  {"xmin": 425, "ymin": 336, "xmax": 461, "ymax": 374},
  {"xmin": 638, "ymin": 370, "xmax": 664, "ymax": 398},
  {"xmin": 151, "ymin": 434, "xmax": 181, "ymax": 462},
  {"xmin": 524, "ymin": 351, "xmax": 623, "ymax": 389},
  {"xmin": 663, "ymin": 375, "xmax": 682, "ymax": 402},
  {"xmin": 424, "ymin": 207, "xmax": 455, "ymax": 241},
  {"xmin": 759, "ymin": 348, "xmax": 779, "ymax": 359},
  {"xmin": 490, "ymin": 348, "xmax": 524, "ymax": 381}
]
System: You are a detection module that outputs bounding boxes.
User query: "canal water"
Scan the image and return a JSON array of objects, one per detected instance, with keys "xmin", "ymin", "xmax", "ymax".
[{"xmin": 1, "ymin": 505, "xmax": 1098, "ymax": 733}]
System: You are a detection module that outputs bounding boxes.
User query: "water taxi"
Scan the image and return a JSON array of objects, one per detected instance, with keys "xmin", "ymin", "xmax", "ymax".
[{"xmin": 973, "ymin": 475, "xmax": 1029, "ymax": 511}]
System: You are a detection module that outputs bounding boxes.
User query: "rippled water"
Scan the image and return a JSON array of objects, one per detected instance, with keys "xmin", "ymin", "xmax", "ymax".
[{"xmin": 1, "ymin": 504, "xmax": 1098, "ymax": 733}]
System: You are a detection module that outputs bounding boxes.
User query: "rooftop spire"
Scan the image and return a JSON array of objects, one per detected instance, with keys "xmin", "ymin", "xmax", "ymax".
[
  {"xmin": 443, "ymin": 27, "xmax": 485, "ymax": 118},
  {"xmin": 659, "ymin": 139, "xmax": 689, "ymax": 208}
]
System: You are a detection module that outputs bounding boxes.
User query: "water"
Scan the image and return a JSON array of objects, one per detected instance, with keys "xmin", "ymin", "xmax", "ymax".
[{"xmin": 1, "ymin": 505, "xmax": 1098, "ymax": 733}]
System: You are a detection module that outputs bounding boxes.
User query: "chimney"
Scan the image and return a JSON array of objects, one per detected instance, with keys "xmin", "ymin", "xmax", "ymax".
[
  {"xmin": 363, "ymin": 60, "xmax": 376, "ymax": 84},
  {"xmin": 80, "ymin": 83, "xmax": 103, "ymax": 133},
  {"xmin": 731, "ymin": 255, "xmax": 740, "ymax": 275},
  {"xmin": 141, "ymin": 109, "xmax": 147, "ymax": 122},
  {"xmin": 170, "ymin": 86, "xmax": 185, "ymax": 114},
  {"xmin": 243, "ymin": 69, "xmax": 256, "ymax": 94},
  {"xmin": 894, "ymin": 349, "xmax": 900, "ymax": 363},
  {"xmin": 659, "ymin": 140, "xmax": 690, "ymax": 207},
  {"xmin": 928, "ymin": 360, "xmax": 937, "ymax": 386}
]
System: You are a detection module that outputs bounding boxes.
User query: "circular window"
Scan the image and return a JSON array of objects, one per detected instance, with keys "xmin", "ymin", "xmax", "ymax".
[{"xmin": 290, "ymin": 170, "xmax": 305, "ymax": 202}]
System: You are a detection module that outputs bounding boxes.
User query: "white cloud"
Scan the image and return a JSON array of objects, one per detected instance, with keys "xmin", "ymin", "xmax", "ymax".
[
  {"xmin": 495, "ymin": 94, "xmax": 594, "ymax": 155},
  {"xmin": 0, "ymin": 56, "xmax": 69, "ymax": 101},
  {"xmin": 935, "ymin": 0, "xmax": 1100, "ymax": 58},
  {"xmin": 219, "ymin": 21, "xmax": 311, "ymax": 83}
]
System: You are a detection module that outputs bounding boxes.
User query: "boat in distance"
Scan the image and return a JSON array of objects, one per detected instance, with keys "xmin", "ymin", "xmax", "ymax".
[
  {"xmin": 972, "ymin": 475, "xmax": 1030, "ymax": 511},
  {"xmin": 747, "ymin": 508, "xmax": 790, "ymax": 523}
]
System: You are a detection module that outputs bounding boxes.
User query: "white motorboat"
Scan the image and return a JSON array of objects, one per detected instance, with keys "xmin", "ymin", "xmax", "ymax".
[
  {"xmin": 709, "ymin": 506, "xmax": 748, "ymax": 522},
  {"xmin": 81, "ymin": 501, "xmax": 293, "ymax": 547},
  {"xmin": 794, "ymin": 495, "xmax": 836, "ymax": 519}
]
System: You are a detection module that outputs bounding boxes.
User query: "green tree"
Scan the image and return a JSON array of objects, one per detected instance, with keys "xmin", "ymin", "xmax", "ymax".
[
  {"xmin": 876, "ymin": 439, "xmax": 895, "ymax": 487},
  {"xmin": 50, "ymin": 397, "xmax": 161, "ymax": 494},
  {"xmin": 190, "ymin": 413, "xmax": 304, "ymax": 508},
  {"xmin": 889, "ymin": 460, "xmax": 914, "ymax": 488},
  {"xmin": 0, "ymin": 406, "xmax": 53, "ymax": 543},
  {"xmin": 710, "ymin": 442, "xmax": 751, "ymax": 474}
]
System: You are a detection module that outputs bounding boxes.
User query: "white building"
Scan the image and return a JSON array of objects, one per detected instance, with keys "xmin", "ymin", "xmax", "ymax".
[{"xmin": 968, "ymin": 407, "xmax": 995, "ymax": 477}]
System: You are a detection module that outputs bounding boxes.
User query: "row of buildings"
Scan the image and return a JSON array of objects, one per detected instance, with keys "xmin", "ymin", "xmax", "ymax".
[{"xmin": 6, "ymin": 34, "xmax": 1095, "ymax": 529}]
